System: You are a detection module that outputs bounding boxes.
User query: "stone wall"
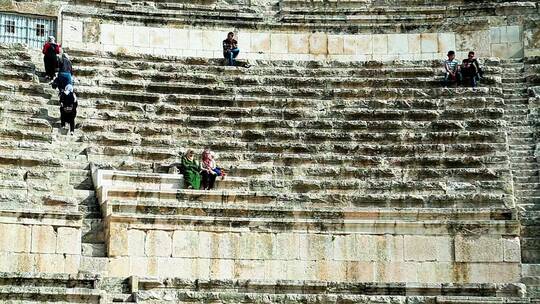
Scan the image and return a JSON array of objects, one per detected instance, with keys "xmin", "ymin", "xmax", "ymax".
[
  {"xmin": 0, "ymin": 212, "xmax": 82, "ymax": 274},
  {"xmin": 61, "ymin": 19, "xmax": 526, "ymax": 61}
]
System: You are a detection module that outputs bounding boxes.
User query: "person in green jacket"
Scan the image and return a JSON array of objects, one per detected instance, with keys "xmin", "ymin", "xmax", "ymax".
[{"xmin": 181, "ymin": 149, "xmax": 201, "ymax": 189}]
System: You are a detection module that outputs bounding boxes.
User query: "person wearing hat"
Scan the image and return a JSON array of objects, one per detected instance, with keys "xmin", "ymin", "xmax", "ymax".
[
  {"xmin": 59, "ymin": 84, "xmax": 77, "ymax": 135},
  {"xmin": 42, "ymin": 36, "xmax": 61, "ymax": 80}
]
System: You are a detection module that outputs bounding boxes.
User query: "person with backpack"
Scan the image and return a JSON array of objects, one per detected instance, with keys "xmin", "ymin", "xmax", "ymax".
[
  {"xmin": 57, "ymin": 52, "xmax": 74, "ymax": 87},
  {"xmin": 42, "ymin": 36, "xmax": 60, "ymax": 80},
  {"xmin": 59, "ymin": 84, "xmax": 78, "ymax": 135}
]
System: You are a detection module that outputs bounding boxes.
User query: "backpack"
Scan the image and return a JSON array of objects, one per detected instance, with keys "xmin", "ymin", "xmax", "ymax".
[
  {"xmin": 61, "ymin": 92, "xmax": 75, "ymax": 113},
  {"xmin": 46, "ymin": 43, "xmax": 57, "ymax": 59}
]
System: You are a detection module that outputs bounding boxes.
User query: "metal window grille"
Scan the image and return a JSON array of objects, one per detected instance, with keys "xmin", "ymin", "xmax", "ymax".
[
  {"xmin": 0, "ymin": 13, "xmax": 56, "ymax": 49},
  {"xmin": 36, "ymin": 24, "xmax": 45, "ymax": 37},
  {"xmin": 5, "ymin": 20, "xmax": 15, "ymax": 34}
]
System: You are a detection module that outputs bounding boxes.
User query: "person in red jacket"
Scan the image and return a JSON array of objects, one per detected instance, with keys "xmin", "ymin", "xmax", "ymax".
[{"xmin": 42, "ymin": 36, "xmax": 61, "ymax": 79}]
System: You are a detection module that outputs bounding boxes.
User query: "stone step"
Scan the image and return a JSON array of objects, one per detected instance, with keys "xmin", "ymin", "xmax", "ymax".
[
  {"xmin": 514, "ymin": 182, "xmax": 540, "ymax": 190},
  {"xmin": 508, "ymin": 138, "xmax": 536, "ymax": 145},
  {"xmin": 516, "ymin": 189, "xmax": 540, "ymax": 197},
  {"xmin": 522, "ymin": 250, "xmax": 540, "ymax": 264},
  {"xmin": 518, "ymin": 196, "xmax": 540, "ymax": 205},
  {"xmin": 514, "ymin": 176, "xmax": 540, "ymax": 184},
  {"xmin": 511, "ymin": 163, "xmax": 539, "ymax": 170}
]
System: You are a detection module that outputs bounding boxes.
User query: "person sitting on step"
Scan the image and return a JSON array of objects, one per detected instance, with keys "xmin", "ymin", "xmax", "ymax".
[
  {"xmin": 223, "ymin": 32, "xmax": 239, "ymax": 66},
  {"xmin": 42, "ymin": 36, "xmax": 61, "ymax": 80},
  {"xmin": 461, "ymin": 51, "xmax": 482, "ymax": 88},
  {"xmin": 443, "ymin": 50, "xmax": 462, "ymax": 87},
  {"xmin": 180, "ymin": 149, "xmax": 202, "ymax": 190},
  {"xmin": 201, "ymin": 148, "xmax": 219, "ymax": 190},
  {"xmin": 59, "ymin": 84, "xmax": 78, "ymax": 136}
]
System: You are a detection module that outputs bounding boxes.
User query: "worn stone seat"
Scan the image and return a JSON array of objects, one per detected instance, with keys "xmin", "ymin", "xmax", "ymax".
[{"xmin": 0, "ymin": 272, "xmax": 103, "ymax": 303}]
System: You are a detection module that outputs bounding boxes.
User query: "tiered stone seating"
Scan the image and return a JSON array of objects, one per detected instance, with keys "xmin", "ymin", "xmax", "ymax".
[
  {"xmin": 66, "ymin": 48, "xmax": 511, "ymax": 210},
  {"xmin": 278, "ymin": 0, "xmax": 540, "ymax": 30},
  {"xmin": 0, "ymin": 273, "xmax": 104, "ymax": 303},
  {"xmin": 0, "ymin": 42, "xmax": 528, "ymax": 299},
  {"xmin": 66, "ymin": 0, "xmax": 263, "ymax": 28}
]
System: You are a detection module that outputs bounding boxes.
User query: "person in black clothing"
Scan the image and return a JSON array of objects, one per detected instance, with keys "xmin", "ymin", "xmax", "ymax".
[
  {"xmin": 59, "ymin": 84, "xmax": 78, "ymax": 135},
  {"xmin": 223, "ymin": 32, "xmax": 239, "ymax": 66},
  {"xmin": 42, "ymin": 36, "xmax": 60, "ymax": 80},
  {"xmin": 461, "ymin": 51, "xmax": 481, "ymax": 87}
]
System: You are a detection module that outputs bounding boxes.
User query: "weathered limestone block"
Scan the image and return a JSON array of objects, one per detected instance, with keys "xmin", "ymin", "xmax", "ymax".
[
  {"xmin": 417, "ymin": 262, "xmax": 453, "ymax": 283},
  {"xmin": 288, "ymin": 34, "xmax": 309, "ymax": 54},
  {"xmin": 31, "ymin": 225, "xmax": 56, "ymax": 254},
  {"xmin": 375, "ymin": 262, "xmax": 418, "ymax": 283},
  {"xmin": 108, "ymin": 257, "xmax": 130, "ymax": 277},
  {"xmin": 216, "ymin": 233, "xmax": 239, "ymax": 259},
  {"xmin": 327, "ymin": 35, "xmax": 344, "ymax": 55},
  {"xmin": 455, "ymin": 235, "xmax": 503, "ymax": 262},
  {"xmin": 273, "ymin": 233, "xmax": 299, "ymax": 260},
  {"xmin": 388, "ymin": 34, "xmax": 408, "ymax": 54},
  {"xmin": 35, "ymin": 253, "xmax": 65, "ymax": 273},
  {"xmin": 128, "ymin": 229, "xmax": 146, "ymax": 256},
  {"xmin": 251, "ymin": 32, "xmax": 271, "ymax": 53},
  {"xmin": 456, "ymin": 30, "xmax": 491, "ymax": 57},
  {"xmin": 239, "ymin": 232, "xmax": 273, "ymax": 260},
  {"xmin": 0, "ymin": 223, "xmax": 31, "ymax": 253},
  {"xmin": 108, "ymin": 223, "xmax": 128, "ymax": 257},
  {"xmin": 134, "ymin": 26, "xmax": 151, "ymax": 48},
  {"xmin": 114, "ymin": 24, "xmax": 134, "ymax": 46},
  {"xmin": 271, "ymin": 33, "xmax": 289, "ymax": 54},
  {"xmin": 408, "ymin": 34, "xmax": 421, "ymax": 54},
  {"xmin": 56, "ymin": 227, "xmax": 81, "ymax": 255},
  {"xmin": 438, "ymin": 33, "xmax": 456, "ymax": 53},
  {"xmin": 157, "ymin": 257, "xmax": 191, "ymax": 278},
  {"xmin": 209, "ymin": 258, "xmax": 235, "ymax": 279},
  {"xmin": 172, "ymin": 230, "xmax": 199, "ymax": 258},
  {"xmin": 145, "ymin": 230, "xmax": 172, "ymax": 257},
  {"xmin": 403, "ymin": 236, "xmax": 452, "ymax": 262},
  {"xmin": 309, "ymin": 33, "xmax": 328, "ymax": 55},
  {"xmin": 299, "ymin": 234, "xmax": 333, "ymax": 260},
  {"xmin": 421, "ymin": 33, "xmax": 438, "ymax": 53},
  {"xmin": 63, "ymin": 19, "xmax": 83, "ymax": 44},
  {"xmin": 502, "ymin": 237, "xmax": 521, "ymax": 262},
  {"xmin": 373, "ymin": 35, "xmax": 388, "ymax": 54}
]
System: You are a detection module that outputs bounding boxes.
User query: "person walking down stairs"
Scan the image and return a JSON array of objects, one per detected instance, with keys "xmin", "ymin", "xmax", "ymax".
[
  {"xmin": 42, "ymin": 36, "xmax": 61, "ymax": 80},
  {"xmin": 59, "ymin": 84, "xmax": 78, "ymax": 136}
]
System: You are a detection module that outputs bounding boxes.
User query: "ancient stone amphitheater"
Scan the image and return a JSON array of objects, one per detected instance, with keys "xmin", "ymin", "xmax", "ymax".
[{"xmin": 0, "ymin": 0, "xmax": 539, "ymax": 303}]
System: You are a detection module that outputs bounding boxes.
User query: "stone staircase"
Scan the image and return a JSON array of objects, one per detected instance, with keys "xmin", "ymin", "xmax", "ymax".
[
  {"xmin": 501, "ymin": 57, "xmax": 540, "ymax": 302},
  {"xmin": 278, "ymin": 0, "xmax": 540, "ymax": 31},
  {"xmin": 0, "ymin": 42, "xmax": 536, "ymax": 301}
]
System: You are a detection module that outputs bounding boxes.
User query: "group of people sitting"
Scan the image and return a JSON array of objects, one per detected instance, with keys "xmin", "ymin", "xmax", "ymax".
[
  {"xmin": 42, "ymin": 36, "xmax": 78, "ymax": 135},
  {"xmin": 177, "ymin": 148, "xmax": 226, "ymax": 190},
  {"xmin": 444, "ymin": 50, "xmax": 483, "ymax": 87}
]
